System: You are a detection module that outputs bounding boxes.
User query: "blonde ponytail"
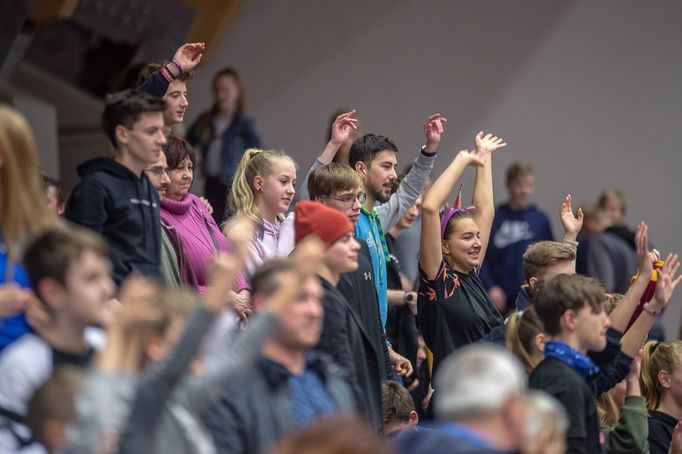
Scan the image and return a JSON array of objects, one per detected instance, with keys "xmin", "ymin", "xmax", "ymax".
[
  {"xmin": 505, "ymin": 305, "xmax": 544, "ymax": 375},
  {"xmin": 640, "ymin": 340, "xmax": 682, "ymax": 413}
]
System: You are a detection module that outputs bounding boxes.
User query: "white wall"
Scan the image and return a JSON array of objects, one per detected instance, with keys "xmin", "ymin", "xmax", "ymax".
[{"xmin": 187, "ymin": 0, "xmax": 682, "ymax": 336}]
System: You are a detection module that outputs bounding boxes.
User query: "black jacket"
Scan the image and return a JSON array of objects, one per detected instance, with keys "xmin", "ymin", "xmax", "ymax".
[
  {"xmin": 66, "ymin": 158, "xmax": 161, "ymax": 284},
  {"xmin": 202, "ymin": 353, "xmax": 355, "ymax": 454},
  {"xmin": 318, "ymin": 277, "xmax": 383, "ymax": 431},
  {"xmin": 338, "ymin": 239, "xmax": 393, "ymax": 380}
]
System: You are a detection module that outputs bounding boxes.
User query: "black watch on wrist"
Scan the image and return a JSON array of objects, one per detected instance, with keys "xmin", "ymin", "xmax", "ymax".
[{"xmin": 404, "ymin": 292, "xmax": 416, "ymax": 305}]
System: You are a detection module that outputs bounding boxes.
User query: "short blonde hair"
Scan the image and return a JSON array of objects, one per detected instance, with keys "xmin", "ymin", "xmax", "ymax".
[
  {"xmin": 598, "ymin": 188, "xmax": 627, "ymax": 217},
  {"xmin": 308, "ymin": 163, "xmax": 362, "ymax": 200},
  {"xmin": 522, "ymin": 241, "xmax": 576, "ymax": 284}
]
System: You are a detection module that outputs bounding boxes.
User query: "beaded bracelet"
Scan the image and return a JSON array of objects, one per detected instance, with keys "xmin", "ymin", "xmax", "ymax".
[{"xmin": 171, "ymin": 58, "xmax": 183, "ymax": 75}]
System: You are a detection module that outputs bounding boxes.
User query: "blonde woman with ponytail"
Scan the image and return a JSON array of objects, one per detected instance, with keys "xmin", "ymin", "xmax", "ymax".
[
  {"xmin": 0, "ymin": 105, "xmax": 57, "ymax": 350},
  {"xmin": 230, "ymin": 148, "xmax": 297, "ymax": 279},
  {"xmin": 641, "ymin": 340, "xmax": 682, "ymax": 454},
  {"xmin": 505, "ymin": 305, "xmax": 546, "ymax": 375}
]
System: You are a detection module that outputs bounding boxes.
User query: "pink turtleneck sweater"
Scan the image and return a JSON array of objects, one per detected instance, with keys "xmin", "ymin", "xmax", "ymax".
[{"xmin": 160, "ymin": 193, "xmax": 248, "ymax": 294}]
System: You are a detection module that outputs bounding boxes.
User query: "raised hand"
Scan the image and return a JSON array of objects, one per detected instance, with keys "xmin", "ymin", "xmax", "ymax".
[
  {"xmin": 329, "ymin": 110, "xmax": 359, "ymax": 147},
  {"xmin": 652, "ymin": 253, "xmax": 682, "ymax": 309},
  {"xmin": 560, "ymin": 194, "xmax": 584, "ymax": 241},
  {"xmin": 172, "ymin": 42, "xmax": 205, "ymax": 72},
  {"xmin": 423, "ymin": 113, "xmax": 448, "ymax": 153},
  {"xmin": 474, "ymin": 131, "xmax": 507, "ymax": 155},
  {"xmin": 455, "ymin": 149, "xmax": 485, "ymax": 168},
  {"xmin": 635, "ymin": 222, "xmax": 654, "ymax": 279}
]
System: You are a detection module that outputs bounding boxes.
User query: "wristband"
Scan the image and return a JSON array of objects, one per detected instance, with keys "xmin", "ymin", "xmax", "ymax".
[
  {"xmin": 171, "ymin": 58, "xmax": 183, "ymax": 75},
  {"xmin": 159, "ymin": 66, "xmax": 175, "ymax": 83},
  {"xmin": 420, "ymin": 145, "xmax": 438, "ymax": 157},
  {"xmin": 643, "ymin": 302, "xmax": 662, "ymax": 316}
]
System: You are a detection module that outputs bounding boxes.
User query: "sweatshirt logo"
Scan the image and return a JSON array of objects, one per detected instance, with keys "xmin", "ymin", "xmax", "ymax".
[
  {"xmin": 493, "ymin": 220, "xmax": 534, "ymax": 249},
  {"xmin": 130, "ymin": 198, "xmax": 158, "ymax": 208}
]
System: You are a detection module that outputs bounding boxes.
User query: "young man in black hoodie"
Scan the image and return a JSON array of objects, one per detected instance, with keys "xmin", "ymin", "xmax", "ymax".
[{"xmin": 66, "ymin": 90, "xmax": 167, "ymax": 284}]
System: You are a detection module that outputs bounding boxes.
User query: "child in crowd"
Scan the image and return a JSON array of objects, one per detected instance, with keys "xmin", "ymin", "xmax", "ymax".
[
  {"xmin": 294, "ymin": 201, "xmax": 383, "ymax": 431},
  {"xmin": 25, "ymin": 366, "xmax": 85, "ymax": 454},
  {"xmin": 381, "ymin": 381, "xmax": 420, "ymax": 438},
  {"xmin": 0, "ymin": 226, "xmax": 115, "ymax": 450},
  {"xmin": 641, "ymin": 340, "xmax": 682, "ymax": 454},
  {"xmin": 230, "ymin": 148, "xmax": 298, "ymax": 279}
]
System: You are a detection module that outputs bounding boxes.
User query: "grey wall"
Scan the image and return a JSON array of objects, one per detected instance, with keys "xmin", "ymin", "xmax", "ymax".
[
  {"xmin": 182, "ymin": 0, "xmax": 682, "ymax": 336},
  {"xmin": 183, "ymin": 0, "xmax": 682, "ymax": 336}
]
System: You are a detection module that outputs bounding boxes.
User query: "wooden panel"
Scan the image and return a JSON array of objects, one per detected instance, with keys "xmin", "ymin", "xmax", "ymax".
[
  {"xmin": 180, "ymin": 0, "xmax": 243, "ymax": 61},
  {"xmin": 30, "ymin": 0, "xmax": 79, "ymax": 23}
]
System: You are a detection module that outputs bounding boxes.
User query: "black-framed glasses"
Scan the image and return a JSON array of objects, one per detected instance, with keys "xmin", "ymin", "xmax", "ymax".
[{"xmin": 328, "ymin": 192, "xmax": 367, "ymax": 207}]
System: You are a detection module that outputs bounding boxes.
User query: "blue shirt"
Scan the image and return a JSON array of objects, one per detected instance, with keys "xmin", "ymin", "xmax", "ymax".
[
  {"xmin": 0, "ymin": 251, "xmax": 31, "ymax": 352},
  {"xmin": 355, "ymin": 207, "xmax": 388, "ymax": 330},
  {"xmin": 288, "ymin": 367, "xmax": 336, "ymax": 428}
]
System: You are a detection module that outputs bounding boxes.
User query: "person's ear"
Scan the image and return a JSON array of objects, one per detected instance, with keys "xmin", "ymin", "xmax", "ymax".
[
  {"xmin": 528, "ymin": 276, "xmax": 539, "ymax": 289},
  {"xmin": 253, "ymin": 175, "xmax": 264, "ymax": 193},
  {"xmin": 37, "ymin": 278, "xmax": 66, "ymax": 311},
  {"xmin": 659, "ymin": 370, "xmax": 672, "ymax": 390},
  {"xmin": 354, "ymin": 160, "xmax": 367, "ymax": 177},
  {"xmin": 409, "ymin": 410, "xmax": 419, "ymax": 426},
  {"xmin": 561, "ymin": 309, "xmax": 577, "ymax": 331},
  {"xmin": 115, "ymin": 125, "xmax": 128, "ymax": 146},
  {"xmin": 441, "ymin": 239, "xmax": 450, "ymax": 256},
  {"xmin": 534, "ymin": 332, "xmax": 547, "ymax": 353}
]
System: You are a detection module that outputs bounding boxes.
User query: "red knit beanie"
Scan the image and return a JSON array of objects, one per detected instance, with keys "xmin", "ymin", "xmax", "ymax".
[{"xmin": 295, "ymin": 201, "xmax": 354, "ymax": 248}]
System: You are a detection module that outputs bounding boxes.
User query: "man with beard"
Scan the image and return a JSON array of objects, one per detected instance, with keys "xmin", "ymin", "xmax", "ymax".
[{"xmin": 349, "ymin": 114, "xmax": 445, "ymax": 333}]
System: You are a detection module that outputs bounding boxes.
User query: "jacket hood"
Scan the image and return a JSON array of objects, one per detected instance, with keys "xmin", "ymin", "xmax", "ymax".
[{"xmin": 76, "ymin": 157, "xmax": 141, "ymax": 181}]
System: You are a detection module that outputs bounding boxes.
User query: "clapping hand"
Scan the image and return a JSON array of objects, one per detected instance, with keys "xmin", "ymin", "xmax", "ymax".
[{"xmin": 560, "ymin": 194, "xmax": 584, "ymax": 241}]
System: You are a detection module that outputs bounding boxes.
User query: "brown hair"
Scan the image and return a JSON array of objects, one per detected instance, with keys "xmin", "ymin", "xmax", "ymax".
[
  {"xmin": 26, "ymin": 366, "xmax": 85, "ymax": 449},
  {"xmin": 505, "ymin": 305, "xmax": 545, "ymax": 375},
  {"xmin": 230, "ymin": 148, "xmax": 296, "ymax": 223},
  {"xmin": 0, "ymin": 105, "xmax": 58, "ymax": 262},
  {"xmin": 640, "ymin": 340, "xmax": 682, "ymax": 413},
  {"xmin": 163, "ymin": 135, "xmax": 197, "ymax": 169},
  {"xmin": 23, "ymin": 225, "xmax": 108, "ymax": 296},
  {"xmin": 382, "ymin": 380, "xmax": 416, "ymax": 426},
  {"xmin": 522, "ymin": 241, "xmax": 576, "ymax": 284},
  {"xmin": 308, "ymin": 163, "xmax": 362, "ymax": 200},
  {"xmin": 271, "ymin": 415, "xmax": 390, "ymax": 454},
  {"xmin": 506, "ymin": 162, "xmax": 534, "ymax": 185},
  {"xmin": 136, "ymin": 61, "xmax": 193, "ymax": 86},
  {"xmin": 598, "ymin": 188, "xmax": 627, "ymax": 216},
  {"xmin": 213, "ymin": 67, "xmax": 245, "ymax": 113},
  {"xmin": 534, "ymin": 274, "xmax": 606, "ymax": 336}
]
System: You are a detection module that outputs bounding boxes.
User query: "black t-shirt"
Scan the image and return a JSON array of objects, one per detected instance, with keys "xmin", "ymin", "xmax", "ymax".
[
  {"xmin": 648, "ymin": 410, "xmax": 677, "ymax": 454},
  {"xmin": 416, "ymin": 259, "xmax": 503, "ymax": 377},
  {"xmin": 529, "ymin": 357, "xmax": 602, "ymax": 454}
]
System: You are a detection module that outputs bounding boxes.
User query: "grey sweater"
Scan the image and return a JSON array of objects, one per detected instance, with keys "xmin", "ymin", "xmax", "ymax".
[
  {"xmin": 117, "ymin": 308, "xmax": 277, "ymax": 454},
  {"xmin": 295, "ymin": 149, "xmax": 436, "ymax": 231}
]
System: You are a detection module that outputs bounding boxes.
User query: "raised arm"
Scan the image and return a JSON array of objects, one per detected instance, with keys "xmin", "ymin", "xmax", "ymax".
[
  {"xmin": 378, "ymin": 113, "xmax": 444, "ymax": 230},
  {"xmin": 472, "ymin": 132, "xmax": 507, "ymax": 264},
  {"xmin": 137, "ymin": 42, "xmax": 205, "ymax": 97},
  {"xmin": 419, "ymin": 150, "xmax": 483, "ymax": 279},
  {"xmin": 294, "ymin": 110, "xmax": 358, "ymax": 202},
  {"xmin": 560, "ymin": 194, "xmax": 584, "ymax": 243}
]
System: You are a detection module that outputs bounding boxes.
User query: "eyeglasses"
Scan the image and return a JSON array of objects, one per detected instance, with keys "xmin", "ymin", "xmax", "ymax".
[
  {"xmin": 146, "ymin": 167, "xmax": 169, "ymax": 177},
  {"xmin": 327, "ymin": 192, "xmax": 367, "ymax": 207}
]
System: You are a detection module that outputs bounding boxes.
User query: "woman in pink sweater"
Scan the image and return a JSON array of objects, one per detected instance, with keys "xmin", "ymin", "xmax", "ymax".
[{"xmin": 160, "ymin": 136, "xmax": 249, "ymax": 303}]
